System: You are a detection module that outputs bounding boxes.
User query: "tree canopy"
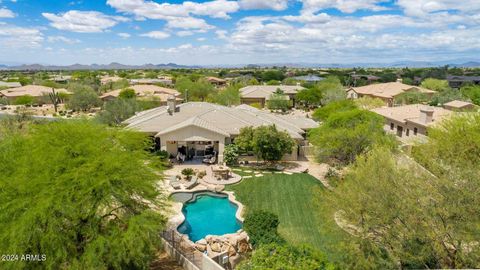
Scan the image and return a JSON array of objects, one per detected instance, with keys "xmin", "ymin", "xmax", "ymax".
[
  {"xmin": 309, "ymin": 108, "xmax": 395, "ymax": 165},
  {"xmin": 321, "ymin": 114, "xmax": 480, "ymax": 269},
  {"xmin": 67, "ymin": 83, "xmax": 101, "ymax": 111},
  {"xmin": 420, "ymin": 78, "xmax": 450, "ymax": 92},
  {"xmin": 312, "ymin": 100, "xmax": 357, "ymax": 122},
  {"xmin": 235, "ymin": 125, "xmax": 295, "ymax": 162},
  {"xmin": 238, "ymin": 243, "xmax": 335, "ymax": 270},
  {"xmin": 0, "ymin": 120, "xmax": 167, "ymax": 270}
]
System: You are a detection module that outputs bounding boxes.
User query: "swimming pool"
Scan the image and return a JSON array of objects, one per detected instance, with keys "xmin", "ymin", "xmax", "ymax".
[{"xmin": 175, "ymin": 192, "xmax": 242, "ymax": 242}]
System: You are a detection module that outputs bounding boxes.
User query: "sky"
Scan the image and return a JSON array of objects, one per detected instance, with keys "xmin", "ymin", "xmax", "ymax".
[{"xmin": 0, "ymin": 0, "xmax": 479, "ymax": 65}]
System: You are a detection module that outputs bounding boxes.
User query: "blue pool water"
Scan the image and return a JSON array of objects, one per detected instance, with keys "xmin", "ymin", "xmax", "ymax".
[{"xmin": 177, "ymin": 193, "xmax": 242, "ymax": 242}]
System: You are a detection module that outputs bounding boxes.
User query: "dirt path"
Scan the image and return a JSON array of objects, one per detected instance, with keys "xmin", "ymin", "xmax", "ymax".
[{"xmin": 304, "ymin": 156, "xmax": 333, "ymax": 190}]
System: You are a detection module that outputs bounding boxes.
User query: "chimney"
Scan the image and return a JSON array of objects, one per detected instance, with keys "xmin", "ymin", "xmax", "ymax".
[
  {"xmin": 419, "ymin": 107, "xmax": 434, "ymax": 123},
  {"xmin": 167, "ymin": 95, "xmax": 176, "ymax": 115}
]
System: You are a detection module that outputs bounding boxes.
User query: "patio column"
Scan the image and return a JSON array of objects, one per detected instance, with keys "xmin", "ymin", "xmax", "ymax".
[
  {"xmin": 159, "ymin": 137, "xmax": 167, "ymax": 151},
  {"xmin": 217, "ymin": 138, "xmax": 225, "ymax": 163}
]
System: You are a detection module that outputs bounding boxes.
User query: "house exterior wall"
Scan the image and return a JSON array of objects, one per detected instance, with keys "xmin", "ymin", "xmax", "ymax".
[
  {"xmin": 382, "ymin": 118, "xmax": 428, "ymax": 138},
  {"xmin": 240, "ymin": 97, "xmax": 265, "ymax": 107},
  {"xmin": 157, "ymin": 126, "xmax": 227, "ymax": 162}
]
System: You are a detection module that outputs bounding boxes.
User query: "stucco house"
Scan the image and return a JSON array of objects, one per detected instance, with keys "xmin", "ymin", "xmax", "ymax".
[
  {"xmin": 100, "ymin": 84, "xmax": 182, "ymax": 104},
  {"xmin": 124, "ymin": 100, "xmax": 318, "ymax": 163},
  {"xmin": 239, "ymin": 85, "xmax": 306, "ymax": 108},
  {"xmin": 0, "ymin": 85, "xmax": 71, "ymax": 104},
  {"xmin": 371, "ymin": 104, "xmax": 453, "ymax": 139},
  {"xmin": 347, "ymin": 82, "xmax": 435, "ymax": 107},
  {"xmin": 443, "ymin": 100, "xmax": 476, "ymax": 111},
  {"xmin": 0, "ymin": 81, "xmax": 22, "ymax": 88}
]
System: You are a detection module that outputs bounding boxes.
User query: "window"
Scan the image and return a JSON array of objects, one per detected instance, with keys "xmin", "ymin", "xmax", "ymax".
[
  {"xmin": 414, "ymin": 127, "xmax": 418, "ymax": 135},
  {"xmin": 406, "ymin": 129, "xmax": 410, "ymax": 136},
  {"xmin": 390, "ymin": 123, "xmax": 394, "ymax": 130}
]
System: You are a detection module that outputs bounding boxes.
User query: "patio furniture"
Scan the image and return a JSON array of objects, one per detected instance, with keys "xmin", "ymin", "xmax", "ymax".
[
  {"xmin": 168, "ymin": 175, "xmax": 181, "ymax": 189},
  {"xmin": 202, "ymin": 155, "xmax": 216, "ymax": 165},
  {"xmin": 185, "ymin": 176, "xmax": 198, "ymax": 189}
]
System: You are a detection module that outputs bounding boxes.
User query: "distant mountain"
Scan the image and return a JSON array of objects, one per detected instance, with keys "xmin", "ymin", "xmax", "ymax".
[
  {"xmin": 1, "ymin": 60, "xmax": 479, "ymax": 70},
  {"xmin": 2, "ymin": 62, "xmax": 201, "ymax": 70}
]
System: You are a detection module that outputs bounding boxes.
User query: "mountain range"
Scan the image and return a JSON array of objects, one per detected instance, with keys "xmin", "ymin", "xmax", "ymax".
[{"xmin": 0, "ymin": 60, "xmax": 479, "ymax": 70}]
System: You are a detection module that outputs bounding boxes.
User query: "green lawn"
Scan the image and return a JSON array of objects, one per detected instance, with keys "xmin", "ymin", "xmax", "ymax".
[{"xmin": 226, "ymin": 172, "xmax": 347, "ymax": 256}]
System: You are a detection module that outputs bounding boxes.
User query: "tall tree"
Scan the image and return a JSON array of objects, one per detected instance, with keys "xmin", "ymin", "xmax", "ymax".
[{"xmin": 0, "ymin": 120, "xmax": 167, "ymax": 270}]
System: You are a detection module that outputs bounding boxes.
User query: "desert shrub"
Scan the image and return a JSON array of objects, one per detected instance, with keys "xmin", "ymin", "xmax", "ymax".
[{"xmin": 243, "ymin": 210, "xmax": 284, "ymax": 247}]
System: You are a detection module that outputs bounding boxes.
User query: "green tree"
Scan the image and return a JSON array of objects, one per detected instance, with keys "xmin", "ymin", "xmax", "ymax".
[
  {"xmin": 428, "ymin": 88, "xmax": 464, "ymax": 106},
  {"xmin": 309, "ymin": 109, "xmax": 395, "ymax": 165},
  {"xmin": 261, "ymin": 70, "xmax": 285, "ymax": 82},
  {"xmin": 461, "ymin": 84, "xmax": 480, "ymax": 105},
  {"xmin": 96, "ymin": 98, "xmax": 140, "ymax": 126},
  {"xmin": 238, "ymin": 243, "xmax": 335, "ymax": 270},
  {"xmin": 211, "ymin": 84, "xmax": 241, "ymax": 106},
  {"xmin": 175, "ymin": 76, "xmax": 215, "ymax": 101},
  {"xmin": 235, "ymin": 126, "xmax": 255, "ymax": 153},
  {"xmin": 119, "ymin": 88, "xmax": 136, "ymax": 99},
  {"xmin": 0, "ymin": 120, "xmax": 167, "ymax": 270},
  {"xmin": 266, "ymin": 93, "xmax": 290, "ymax": 112},
  {"xmin": 252, "ymin": 125, "xmax": 295, "ymax": 163},
  {"xmin": 317, "ymin": 76, "xmax": 345, "ymax": 105},
  {"xmin": 14, "ymin": 95, "xmax": 35, "ymax": 105},
  {"xmin": 223, "ymin": 144, "xmax": 239, "ymax": 166},
  {"xmin": 296, "ymin": 87, "xmax": 322, "ymax": 108},
  {"xmin": 353, "ymin": 97, "xmax": 385, "ymax": 109},
  {"xmin": 67, "ymin": 84, "xmax": 101, "ymax": 111},
  {"xmin": 394, "ymin": 91, "xmax": 430, "ymax": 105},
  {"xmin": 420, "ymin": 78, "xmax": 450, "ymax": 92},
  {"xmin": 312, "ymin": 100, "xmax": 357, "ymax": 121},
  {"xmin": 243, "ymin": 210, "xmax": 284, "ymax": 247}
]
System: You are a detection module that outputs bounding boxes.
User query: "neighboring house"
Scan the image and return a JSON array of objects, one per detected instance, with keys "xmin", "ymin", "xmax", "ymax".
[
  {"xmin": 443, "ymin": 100, "xmax": 476, "ymax": 111},
  {"xmin": 51, "ymin": 75, "xmax": 72, "ymax": 83},
  {"xmin": 372, "ymin": 104, "xmax": 453, "ymax": 139},
  {"xmin": 100, "ymin": 84, "xmax": 182, "ymax": 104},
  {"xmin": 100, "ymin": 76, "xmax": 124, "ymax": 85},
  {"xmin": 206, "ymin": 76, "xmax": 227, "ymax": 87},
  {"xmin": 0, "ymin": 81, "xmax": 22, "ymax": 88},
  {"xmin": 124, "ymin": 102, "xmax": 318, "ymax": 163},
  {"xmin": 239, "ymin": 85, "xmax": 306, "ymax": 108},
  {"xmin": 292, "ymin": 74, "xmax": 324, "ymax": 83},
  {"xmin": 0, "ymin": 85, "xmax": 71, "ymax": 104},
  {"xmin": 347, "ymin": 82, "xmax": 436, "ymax": 107},
  {"xmin": 447, "ymin": 75, "xmax": 480, "ymax": 89},
  {"xmin": 129, "ymin": 78, "xmax": 173, "ymax": 85},
  {"xmin": 350, "ymin": 74, "xmax": 381, "ymax": 86}
]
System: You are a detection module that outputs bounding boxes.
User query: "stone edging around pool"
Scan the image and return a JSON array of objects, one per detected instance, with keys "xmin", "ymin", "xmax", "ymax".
[{"xmin": 168, "ymin": 189, "xmax": 246, "ymax": 245}]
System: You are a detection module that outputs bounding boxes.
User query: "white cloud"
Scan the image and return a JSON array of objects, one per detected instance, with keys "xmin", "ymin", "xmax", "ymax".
[
  {"xmin": 239, "ymin": 0, "xmax": 289, "ymax": 11},
  {"xmin": 197, "ymin": 37, "xmax": 206, "ymax": 41},
  {"xmin": 47, "ymin": 35, "xmax": 80, "ymax": 44},
  {"xmin": 300, "ymin": 0, "xmax": 388, "ymax": 14},
  {"xmin": 107, "ymin": 0, "xmax": 239, "ymax": 20},
  {"xmin": 140, "ymin": 30, "xmax": 170, "ymax": 39},
  {"xmin": 42, "ymin": 10, "xmax": 129, "ymax": 33},
  {"xmin": 166, "ymin": 16, "xmax": 214, "ymax": 30},
  {"xmin": 0, "ymin": 7, "xmax": 15, "ymax": 18},
  {"xmin": 397, "ymin": 0, "xmax": 480, "ymax": 17},
  {"xmin": 215, "ymin": 30, "xmax": 228, "ymax": 39},
  {"xmin": 117, "ymin": 32, "xmax": 131, "ymax": 39},
  {"xmin": 0, "ymin": 24, "xmax": 43, "ymax": 48},
  {"xmin": 177, "ymin": 30, "xmax": 194, "ymax": 37}
]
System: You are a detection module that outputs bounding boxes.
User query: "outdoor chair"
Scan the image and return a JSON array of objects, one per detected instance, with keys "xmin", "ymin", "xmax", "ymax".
[
  {"xmin": 202, "ymin": 155, "xmax": 216, "ymax": 165},
  {"xmin": 185, "ymin": 176, "xmax": 198, "ymax": 189}
]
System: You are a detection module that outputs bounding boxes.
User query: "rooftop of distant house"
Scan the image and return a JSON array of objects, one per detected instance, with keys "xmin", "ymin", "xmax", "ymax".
[
  {"xmin": 240, "ymin": 85, "xmax": 306, "ymax": 99},
  {"xmin": 0, "ymin": 85, "xmax": 70, "ymax": 98},
  {"xmin": 348, "ymin": 82, "xmax": 435, "ymax": 99},
  {"xmin": 372, "ymin": 104, "xmax": 453, "ymax": 127}
]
